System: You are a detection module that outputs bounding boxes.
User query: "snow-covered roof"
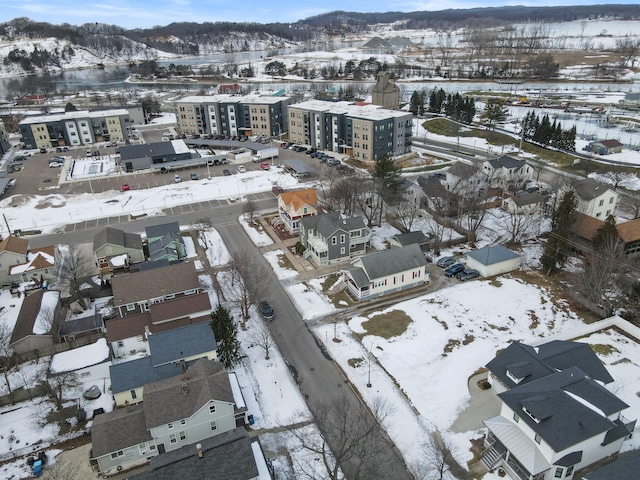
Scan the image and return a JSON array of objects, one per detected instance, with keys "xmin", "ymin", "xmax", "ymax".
[
  {"xmin": 50, "ymin": 338, "xmax": 110, "ymax": 373},
  {"xmin": 33, "ymin": 291, "xmax": 59, "ymax": 335}
]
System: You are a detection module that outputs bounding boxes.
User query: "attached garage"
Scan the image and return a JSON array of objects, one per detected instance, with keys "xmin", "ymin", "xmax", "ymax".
[{"xmin": 465, "ymin": 245, "xmax": 520, "ymax": 277}]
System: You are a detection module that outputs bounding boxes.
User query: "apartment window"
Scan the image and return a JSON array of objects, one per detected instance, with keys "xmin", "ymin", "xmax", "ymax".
[
  {"xmin": 534, "ymin": 433, "xmax": 541, "ymax": 444},
  {"xmin": 513, "ymin": 413, "xmax": 520, "ymax": 423},
  {"xmin": 130, "ymin": 389, "xmax": 137, "ymax": 400},
  {"xmin": 210, "ymin": 421, "xmax": 217, "ymax": 431},
  {"xmin": 555, "ymin": 467, "xmax": 563, "ymax": 478},
  {"xmin": 209, "ymin": 405, "xmax": 216, "ymax": 414},
  {"xmin": 169, "ymin": 434, "xmax": 177, "ymax": 444},
  {"xmin": 179, "ymin": 431, "xmax": 187, "ymax": 441}
]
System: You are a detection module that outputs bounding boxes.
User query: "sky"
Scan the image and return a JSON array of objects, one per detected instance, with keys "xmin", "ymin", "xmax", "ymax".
[{"xmin": 3, "ymin": 1, "xmax": 640, "ymax": 30}]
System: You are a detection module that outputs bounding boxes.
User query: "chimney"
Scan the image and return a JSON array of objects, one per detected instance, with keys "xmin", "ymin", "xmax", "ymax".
[
  {"xmin": 181, "ymin": 382, "xmax": 189, "ymax": 395},
  {"xmin": 196, "ymin": 443, "xmax": 203, "ymax": 459}
]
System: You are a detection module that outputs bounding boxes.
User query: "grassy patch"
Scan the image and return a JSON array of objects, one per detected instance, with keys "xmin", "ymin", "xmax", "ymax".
[
  {"xmin": 361, "ymin": 310, "xmax": 412, "ymax": 339},
  {"xmin": 487, "ymin": 323, "xmax": 509, "ymax": 332},
  {"xmin": 328, "ymin": 290, "xmax": 354, "ymax": 309},
  {"xmin": 348, "ymin": 357, "xmax": 364, "ymax": 368},
  {"xmin": 590, "ymin": 343, "xmax": 620, "ymax": 356},
  {"xmin": 528, "ymin": 310, "xmax": 540, "ymax": 330},
  {"xmin": 488, "ymin": 278, "xmax": 503, "ymax": 287},
  {"xmin": 462, "ymin": 334, "xmax": 475, "ymax": 346},
  {"xmin": 321, "ymin": 273, "xmax": 340, "ymax": 292},
  {"xmin": 276, "ymin": 252, "xmax": 295, "ymax": 271},
  {"xmin": 443, "ymin": 338, "xmax": 461, "ymax": 355},
  {"xmin": 433, "ymin": 315, "xmax": 448, "ymax": 330}
]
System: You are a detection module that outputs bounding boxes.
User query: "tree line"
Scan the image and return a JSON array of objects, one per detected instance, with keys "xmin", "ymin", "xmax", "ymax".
[
  {"xmin": 409, "ymin": 88, "xmax": 476, "ymax": 125},
  {"xmin": 522, "ymin": 111, "xmax": 577, "ymax": 152}
]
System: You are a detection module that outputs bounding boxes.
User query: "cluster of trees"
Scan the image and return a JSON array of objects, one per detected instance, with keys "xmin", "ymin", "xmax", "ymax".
[
  {"xmin": 522, "ymin": 111, "xmax": 577, "ymax": 152},
  {"xmin": 409, "ymin": 88, "xmax": 476, "ymax": 124},
  {"xmin": 3, "ymin": 46, "xmax": 74, "ymax": 71}
]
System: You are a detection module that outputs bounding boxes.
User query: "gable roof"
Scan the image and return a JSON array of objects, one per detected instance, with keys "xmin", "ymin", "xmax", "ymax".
[
  {"xmin": 10, "ymin": 290, "xmax": 45, "ymax": 345},
  {"xmin": 486, "ymin": 340, "xmax": 614, "ymax": 390},
  {"xmin": 447, "ymin": 161, "xmax": 481, "ymax": 181},
  {"xmin": 145, "ymin": 221, "xmax": 181, "ymax": 241},
  {"xmin": 301, "ymin": 212, "xmax": 366, "ymax": 238},
  {"xmin": 111, "ymin": 262, "xmax": 199, "ymax": 307},
  {"xmin": 147, "ymin": 321, "xmax": 217, "ymax": 367},
  {"xmin": 592, "ymin": 139, "xmax": 623, "ymax": 148},
  {"xmin": 390, "ymin": 231, "xmax": 431, "ymax": 247},
  {"xmin": 109, "ymin": 356, "xmax": 185, "ymax": 394},
  {"xmin": 0, "ymin": 235, "xmax": 28, "ymax": 255},
  {"xmin": 143, "ymin": 358, "xmax": 232, "ymax": 429},
  {"xmin": 499, "ymin": 367, "xmax": 628, "ymax": 452},
  {"xmin": 349, "ymin": 244, "xmax": 426, "ymax": 284},
  {"xmin": 572, "ymin": 178, "xmax": 614, "ymax": 201},
  {"xmin": 488, "ymin": 155, "xmax": 527, "ymax": 170},
  {"xmin": 91, "ymin": 404, "xmax": 151, "ymax": 457},
  {"xmin": 509, "ymin": 192, "xmax": 545, "ymax": 207},
  {"xmin": 93, "ymin": 227, "xmax": 143, "ymax": 251},
  {"xmin": 467, "ymin": 245, "xmax": 520, "ymax": 266},
  {"xmin": 9, "ymin": 248, "xmax": 55, "ymax": 276},
  {"xmin": 279, "ymin": 188, "xmax": 317, "ymax": 211},
  {"xmin": 615, "ymin": 218, "xmax": 640, "ymax": 243},
  {"xmin": 584, "ymin": 450, "xmax": 640, "ymax": 480}
]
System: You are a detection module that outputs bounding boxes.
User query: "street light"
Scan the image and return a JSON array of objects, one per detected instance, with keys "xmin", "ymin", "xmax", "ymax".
[{"xmin": 367, "ymin": 343, "xmax": 372, "ymax": 388}]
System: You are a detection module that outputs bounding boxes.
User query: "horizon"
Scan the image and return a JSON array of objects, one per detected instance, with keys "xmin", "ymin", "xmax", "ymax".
[{"xmin": 3, "ymin": 1, "xmax": 639, "ymax": 30}]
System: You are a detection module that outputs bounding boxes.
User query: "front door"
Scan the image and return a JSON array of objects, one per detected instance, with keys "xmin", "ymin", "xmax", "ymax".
[{"xmin": 157, "ymin": 443, "xmax": 165, "ymax": 454}]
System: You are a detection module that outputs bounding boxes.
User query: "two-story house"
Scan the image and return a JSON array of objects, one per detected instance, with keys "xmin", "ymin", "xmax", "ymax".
[
  {"xmin": 92, "ymin": 358, "xmax": 247, "ymax": 476},
  {"xmin": 563, "ymin": 178, "xmax": 619, "ymax": 220},
  {"xmin": 445, "ymin": 161, "xmax": 488, "ymax": 196},
  {"xmin": 145, "ymin": 222, "xmax": 186, "ymax": 262},
  {"xmin": 109, "ymin": 321, "xmax": 218, "ymax": 407},
  {"xmin": 482, "ymin": 367, "xmax": 635, "ymax": 480},
  {"xmin": 299, "ymin": 212, "xmax": 371, "ymax": 266},
  {"xmin": 342, "ymin": 244, "xmax": 429, "ymax": 301},
  {"xmin": 8, "ymin": 245, "xmax": 56, "ymax": 285},
  {"xmin": 482, "ymin": 155, "xmax": 534, "ymax": 192},
  {"xmin": 0, "ymin": 235, "xmax": 29, "ymax": 287},
  {"xmin": 277, "ymin": 188, "xmax": 318, "ymax": 234},
  {"xmin": 93, "ymin": 227, "xmax": 144, "ymax": 278}
]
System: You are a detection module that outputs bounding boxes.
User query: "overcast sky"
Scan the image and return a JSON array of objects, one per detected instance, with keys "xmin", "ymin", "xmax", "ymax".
[{"xmin": 5, "ymin": 1, "xmax": 639, "ymax": 30}]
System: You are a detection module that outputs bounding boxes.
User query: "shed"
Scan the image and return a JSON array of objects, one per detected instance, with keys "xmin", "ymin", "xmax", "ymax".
[{"xmin": 465, "ymin": 245, "xmax": 520, "ymax": 277}]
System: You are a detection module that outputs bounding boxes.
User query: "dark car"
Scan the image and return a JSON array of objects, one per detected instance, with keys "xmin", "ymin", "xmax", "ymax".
[
  {"xmin": 190, "ymin": 172, "xmax": 199, "ymax": 180},
  {"xmin": 259, "ymin": 300, "xmax": 275, "ymax": 320},
  {"xmin": 272, "ymin": 185, "xmax": 284, "ymax": 195},
  {"xmin": 456, "ymin": 269, "xmax": 480, "ymax": 281},
  {"xmin": 444, "ymin": 263, "xmax": 465, "ymax": 277},
  {"xmin": 223, "ymin": 169, "xmax": 232, "ymax": 176},
  {"xmin": 436, "ymin": 256, "xmax": 456, "ymax": 268}
]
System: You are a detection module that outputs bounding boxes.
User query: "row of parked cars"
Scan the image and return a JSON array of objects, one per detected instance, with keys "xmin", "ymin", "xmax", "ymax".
[{"xmin": 436, "ymin": 256, "xmax": 480, "ymax": 281}]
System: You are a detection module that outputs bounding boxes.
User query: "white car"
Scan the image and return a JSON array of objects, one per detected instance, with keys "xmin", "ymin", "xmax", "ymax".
[
  {"xmin": 49, "ymin": 161, "xmax": 63, "ymax": 168},
  {"xmin": 237, "ymin": 165, "xmax": 246, "ymax": 173},
  {"xmin": 174, "ymin": 174, "xmax": 182, "ymax": 183}
]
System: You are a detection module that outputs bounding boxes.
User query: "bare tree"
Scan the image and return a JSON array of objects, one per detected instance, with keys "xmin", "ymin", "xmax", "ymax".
[
  {"xmin": 436, "ymin": 32, "xmax": 454, "ymax": 66},
  {"xmin": 0, "ymin": 321, "xmax": 15, "ymax": 395},
  {"xmin": 54, "ymin": 245, "xmax": 95, "ymax": 308},
  {"xmin": 411, "ymin": 431, "xmax": 458, "ymax": 480},
  {"xmin": 289, "ymin": 395, "xmax": 395, "ymax": 480},
  {"xmin": 43, "ymin": 458, "xmax": 82, "ymax": 480},
  {"xmin": 243, "ymin": 198, "xmax": 258, "ymax": 225},
  {"xmin": 495, "ymin": 208, "xmax": 538, "ymax": 244},
  {"xmin": 45, "ymin": 372, "xmax": 79, "ymax": 411},
  {"xmin": 226, "ymin": 253, "xmax": 269, "ymax": 329},
  {"xmin": 250, "ymin": 320, "xmax": 275, "ymax": 360},
  {"xmin": 191, "ymin": 217, "xmax": 214, "ymax": 247},
  {"xmin": 602, "ymin": 170, "xmax": 631, "ymax": 190},
  {"xmin": 389, "ymin": 192, "xmax": 422, "ymax": 232},
  {"xmin": 623, "ymin": 194, "xmax": 640, "ymax": 219}
]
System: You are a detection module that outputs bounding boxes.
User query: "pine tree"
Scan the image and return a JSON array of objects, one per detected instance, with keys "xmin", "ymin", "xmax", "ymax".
[
  {"xmin": 541, "ymin": 190, "xmax": 578, "ymax": 273},
  {"xmin": 480, "ymin": 98, "xmax": 508, "ymax": 130},
  {"xmin": 209, "ymin": 304, "xmax": 242, "ymax": 368},
  {"xmin": 410, "ymin": 90, "xmax": 423, "ymax": 116},
  {"xmin": 592, "ymin": 214, "xmax": 619, "ymax": 251}
]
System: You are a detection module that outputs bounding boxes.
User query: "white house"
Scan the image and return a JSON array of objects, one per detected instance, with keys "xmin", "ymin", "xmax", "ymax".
[
  {"xmin": 564, "ymin": 178, "xmax": 619, "ymax": 220},
  {"xmin": 465, "ymin": 245, "xmax": 520, "ymax": 277},
  {"xmin": 445, "ymin": 161, "xmax": 487, "ymax": 195},
  {"xmin": 482, "ymin": 155, "xmax": 534, "ymax": 192},
  {"xmin": 502, "ymin": 192, "xmax": 545, "ymax": 215},
  {"xmin": 342, "ymin": 244, "xmax": 428, "ymax": 301},
  {"xmin": 276, "ymin": 187, "xmax": 318, "ymax": 233}
]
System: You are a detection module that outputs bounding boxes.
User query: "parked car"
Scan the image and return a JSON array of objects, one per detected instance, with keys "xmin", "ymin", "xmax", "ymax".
[
  {"xmin": 223, "ymin": 169, "xmax": 232, "ymax": 176},
  {"xmin": 436, "ymin": 256, "xmax": 456, "ymax": 268},
  {"xmin": 121, "ymin": 183, "xmax": 131, "ymax": 191},
  {"xmin": 444, "ymin": 263, "xmax": 465, "ymax": 277},
  {"xmin": 456, "ymin": 269, "xmax": 480, "ymax": 281},
  {"xmin": 174, "ymin": 174, "xmax": 182, "ymax": 183},
  {"xmin": 259, "ymin": 300, "xmax": 275, "ymax": 320},
  {"xmin": 260, "ymin": 162, "xmax": 270, "ymax": 170},
  {"xmin": 40, "ymin": 148, "xmax": 48, "ymax": 154},
  {"xmin": 190, "ymin": 172, "xmax": 199, "ymax": 180},
  {"xmin": 272, "ymin": 185, "xmax": 284, "ymax": 194},
  {"xmin": 49, "ymin": 161, "xmax": 63, "ymax": 168},
  {"xmin": 237, "ymin": 165, "xmax": 246, "ymax": 173}
]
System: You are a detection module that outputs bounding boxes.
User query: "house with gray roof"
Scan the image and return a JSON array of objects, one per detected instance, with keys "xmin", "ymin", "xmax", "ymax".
[
  {"xmin": 482, "ymin": 155, "xmax": 534, "ymax": 192},
  {"xmin": 145, "ymin": 222, "xmax": 186, "ymax": 263},
  {"xmin": 109, "ymin": 321, "xmax": 217, "ymax": 407},
  {"xmin": 482, "ymin": 367, "xmax": 635, "ymax": 480},
  {"xmin": 486, "ymin": 340, "xmax": 614, "ymax": 395},
  {"xmin": 299, "ymin": 212, "xmax": 371, "ymax": 266},
  {"xmin": 129, "ymin": 427, "xmax": 261, "ymax": 480},
  {"xmin": 342, "ymin": 244, "xmax": 428, "ymax": 301},
  {"xmin": 583, "ymin": 449, "xmax": 640, "ymax": 480},
  {"xmin": 93, "ymin": 358, "xmax": 247, "ymax": 477},
  {"xmin": 445, "ymin": 161, "xmax": 487, "ymax": 196},
  {"xmin": 465, "ymin": 245, "xmax": 520, "ymax": 277},
  {"xmin": 93, "ymin": 226, "xmax": 144, "ymax": 278},
  {"xmin": 118, "ymin": 139, "xmax": 196, "ymax": 172},
  {"xmin": 388, "ymin": 231, "xmax": 433, "ymax": 252},
  {"xmin": 561, "ymin": 178, "xmax": 619, "ymax": 220}
]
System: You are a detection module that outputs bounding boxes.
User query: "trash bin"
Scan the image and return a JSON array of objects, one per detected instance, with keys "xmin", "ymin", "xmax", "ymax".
[
  {"xmin": 248, "ymin": 414, "xmax": 254, "ymax": 425},
  {"xmin": 33, "ymin": 460, "xmax": 43, "ymax": 477}
]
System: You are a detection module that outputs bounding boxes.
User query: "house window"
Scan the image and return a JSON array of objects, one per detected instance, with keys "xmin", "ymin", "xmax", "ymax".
[
  {"xmin": 555, "ymin": 467, "xmax": 563, "ymax": 478},
  {"xmin": 606, "ymin": 210, "xmax": 611, "ymax": 216},
  {"xmin": 332, "ymin": 237, "xmax": 337, "ymax": 245},
  {"xmin": 609, "ymin": 197, "xmax": 614, "ymax": 204},
  {"xmin": 139, "ymin": 444, "xmax": 148, "ymax": 455},
  {"xmin": 167, "ymin": 423, "xmax": 174, "ymax": 430},
  {"xmin": 565, "ymin": 466, "xmax": 574, "ymax": 476},
  {"xmin": 210, "ymin": 421, "xmax": 217, "ymax": 431},
  {"xmin": 534, "ymin": 433, "xmax": 541, "ymax": 444},
  {"xmin": 126, "ymin": 303, "xmax": 135, "ymax": 311},
  {"xmin": 184, "ymin": 289, "xmax": 196, "ymax": 295},
  {"xmin": 130, "ymin": 389, "xmax": 137, "ymax": 400},
  {"xmin": 117, "ymin": 341, "xmax": 124, "ymax": 347},
  {"xmin": 209, "ymin": 405, "xmax": 216, "ymax": 414},
  {"xmin": 179, "ymin": 431, "xmax": 187, "ymax": 441},
  {"xmin": 110, "ymin": 451, "xmax": 124, "ymax": 459},
  {"xmin": 596, "ymin": 212, "xmax": 601, "ymax": 217},
  {"xmin": 180, "ymin": 419, "xmax": 186, "ymax": 426},
  {"xmin": 599, "ymin": 199, "xmax": 604, "ymax": 207},
  {"xmin": 105, "ymin": 246, "xmax": 112, "ymax": 254},
  {"xmin": 340, "ymin": 234, "xmax": 345, "ymax": 243},
  {"xmin": 169, "ymin": 434, "xmax": 177, "ymax": 444},
  {"xmin": 513, "ymin": 413, "xmax": 520, "ymax": 423}
]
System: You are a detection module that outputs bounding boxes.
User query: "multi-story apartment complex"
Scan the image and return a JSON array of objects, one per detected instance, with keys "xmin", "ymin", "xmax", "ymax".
[
  {"xmin": 287, "ymin": 100, "xmax": 412, "ymax": 162},
  {"xmin": 174, "ymin": 94, "xmax": 290, "ymax": 139},
  {"xmin": 18, "ymin": 109, "xmax": 131, "ymax": 150}
]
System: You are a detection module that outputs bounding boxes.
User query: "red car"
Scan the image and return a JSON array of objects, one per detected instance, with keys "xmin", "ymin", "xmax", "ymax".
[
  {"xmin": 121, "ymin": 183, "xmax": 131, "ymax": 191},
  {"xmin": 260, "ymin": 162, "xmax": 270, "ymax": 170}
]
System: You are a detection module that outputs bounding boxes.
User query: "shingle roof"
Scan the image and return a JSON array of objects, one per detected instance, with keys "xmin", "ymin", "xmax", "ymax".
[
  {"xmin": 148, "ymin": 293, "xmax": 211, "ymax": 324},
  {"xmin": 352, "ymin": 243, "xmax": 427, "ymax": 282},
  {"xmin": 129, "ymin": 428, "xmax": 258, "ymax": 480},
  {"xmin": 584, "ymin": 450, "xmax": 640, "ymax": 480},
  {"xmin": 490, "ymin": 155, "xmax": 526, "ymax": 170},
  {"xmin": 9, "ymin": 290, "xmax": 44, "ymax": 345},
  {"xmin": 498, "ymin": 367, "xmax": 628, "ymax": 452},
  {"xmin": 143, "ymin": 358, "xmax": 232, "ymax": 429},
  {"xmin": 447, "ymin": 161, "xmax": 481, "ymax": 181},
  {"xmin": 467, "ymin": 245, "xmax": 520, "ymax": 266},
  {"xmin": 279, "ymin": 188, "xmax": 317, "ymax": 211},
  {"xmin": 109, "ymin": 356, "xmax": 185, "ymax": 394},
  {"xmin": 0, "ymin": 235, "xmax": 28, "ymax": 255},
  {"xmin": 572, "ymin": 178, "xmax": 614, "ymax": 201},
  {"xmin": 616, "ymin": 218, "xmax": 640, "ymax": 243},
  {"xmin": 391, "ymin": 231, "xmax": 431, "ymax": 247},
  {"xmin": 111, "ymin": 262, "xmax": 199, "ymax": 307},
  {"xmin": 9, "ymin": 249, "xmax": 55, "ymax": 276},
  {"xmin": 302, "ymin": 212, "xmax": 366, "ymax": 238},
  {"xmin": 91, "ymin": 404, "xmax": 152, "ymax": 457},
  {"xmin": 93, "ymin": 227, "xmax": 143, "ymax": 251},
  {"xmin": 510, "ymin": 192, "xmax": 544, "ymax": 207},
  {"xmin": 147, "ymin": 321, "xmax": 217, "ymax": 367},
  {"xmin": 145, "ymin": 222, "xmax": 181, "ymax": 241}
]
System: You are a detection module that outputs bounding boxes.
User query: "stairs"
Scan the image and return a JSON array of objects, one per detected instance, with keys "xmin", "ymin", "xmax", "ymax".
[{"xmin": 481, "ymin": 445, "xmax": 505, "ymax": 471}]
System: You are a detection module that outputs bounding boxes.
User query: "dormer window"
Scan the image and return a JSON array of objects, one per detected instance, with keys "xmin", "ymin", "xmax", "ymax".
[
  {"xmin": 523, "ymin": 407, "xmax": 540, "ymax": 423},
  {"xmin": 506, "ymin": 370, "xmax": 524, "ymax": 384}
]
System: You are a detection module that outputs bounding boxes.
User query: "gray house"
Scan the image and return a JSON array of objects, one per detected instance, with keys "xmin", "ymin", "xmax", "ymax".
[
  {"xmin": 299, "ymin": 212, "xmax": 371, "ymax": 266},
  {"xmin": 145, "ymin": 222, "xmax": 186, "ymax": 262},
  {"xmin": 118, "ymin": 140, "xmax": 196, "ymax": 172},
  {"xmin": 583, "ymin": 449, "xmax": 640, "ymax": 480},
  {"xmin": 388, "ymin": 231, "xmax": 432, "ymax": 252},
  {"xmin": 93, "ymin": 227, "xmax": 144, "ymax": 277},
  {"xmin": 92, "ymin": 358, "xmax": 247, "ymax": 476}
]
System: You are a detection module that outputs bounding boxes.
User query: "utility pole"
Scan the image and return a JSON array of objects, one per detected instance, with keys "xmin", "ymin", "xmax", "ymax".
[{"xmin": 3, "ymin": 213, "xmax": 11, "ymax": 236}]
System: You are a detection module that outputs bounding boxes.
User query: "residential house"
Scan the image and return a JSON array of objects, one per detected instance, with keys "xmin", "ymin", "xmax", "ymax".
[
  {"xmin": 445, "ymin": 161, "xmax": 487, "ymax": 196},
  {"xmin": 109, "ymin": 321, "xmax": 217, "ymax": 407},
  {"xmin": 93, "ymin": 227, "xmax": 144, "ymax": 278},
  {"xmin": 9, "ymin": 246, "xmax": 56, "ymax": 285},
  {"xmin": 299, "ymin": 212, "xmax": 371, "ymax": 266},
  {"xmin": 418, "ymin": 174, "xmax": 458, "ymax": 216},
  {"xmin": 583, "ymin": 449, "xmax": 640, "ymax": 480},
  {"xmin": 482, "ymin": 367, "xmax": 635, "ymax": 480},
  {"xmin": 502, "ymin": 192, "xmax": 545, "ymax": 215},
  {"xmin": 92, "ymin": 358, "xmax": 247, "ymax": 476},
  {"xmin": 0, "ymin": 235, "xmax": 29, "ymax": 287},
  {"xmin": 9, "ymin": 290, "xmax": 59, "ymax": 355},
  {"xmin": 145, "ymin": 222, "xmax": 186, "ymax": 262},
  {"xmin": 465, "ymin": 245, "xmax": 520, "ymax": 277},
  {"xmin": 110, "ymin": 261, "xmax": 201, "ymax": 318},
  {"xmin": 388, "ymin": 231, "xmax": 433, "ymax": 252},
  {"xmin": 342, "ymin": 244, "xmax": 429, "ymax": 301},
  {"xmin": 564, "ymin": 178, "xmax": 619, "ymax": 220},
  {"xmin": 482, "ymin": 156, "xmax": 534, "ymax": 192},
  {"xmin": 277, "ymin": 188, "xmax": 318, "ymax": 234},
  {"xmin": 486, "ymin": 340, "xmax": 614, "ymax": 395},
  {"xmin": 585, "ymin": 139, "xmax": 623, "ymax": 155},
  {"xmin": 128, "ymin": 427, "xmax": 261, "ymax": 480},
  {"xmin": 571, "ymin": 213, "xmax": 640, "ymax": 255},
  {"xmin": 59, "ymin": 313, "xmax": 105, "ymax": 343}
]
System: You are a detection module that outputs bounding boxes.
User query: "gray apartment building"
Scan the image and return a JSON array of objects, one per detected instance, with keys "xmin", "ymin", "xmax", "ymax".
[
  {"xmin": 18, "ymin": 109, "xmax": 132, "ymax": 150},
  {"xmin": 174, "ymin": 94, "xmax": 290, "ymax": 139},
  {"xmin": 287, "ymin": 99, "xmax": 412, "ymax": 163}
]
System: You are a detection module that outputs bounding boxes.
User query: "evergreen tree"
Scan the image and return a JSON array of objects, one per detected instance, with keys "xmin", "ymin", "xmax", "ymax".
[
  {"xmin": 410, "ymin": 90, "xmax": 423, "ymax": 116},
  {"xmin": 373, "ymin": 155, "xmax": 403, "ymax": 226},
  {"xmin": 592, "ymin": 214, "xmax": 619, "ymax": 251},
  {"xmin": 541, "ymin": 190, "xmax": 578, "ymax": 273},
  {"xmin": 209, "ymin": 304, "xmax": 242, "ymax": 368},
  {"xmin": 480, "ymin": 98, "xmax": 508, "ymax": 130}
]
